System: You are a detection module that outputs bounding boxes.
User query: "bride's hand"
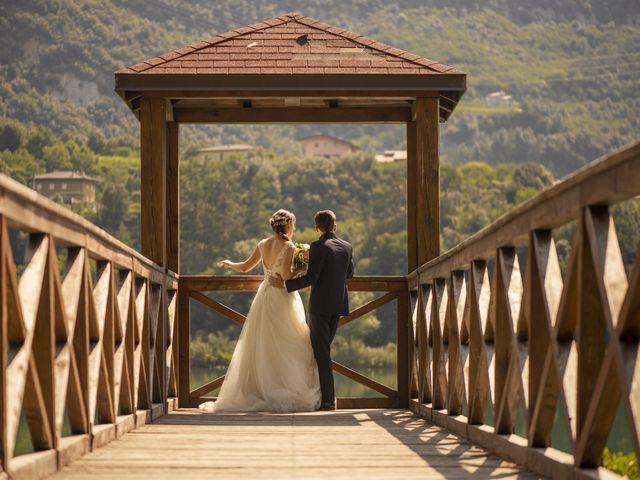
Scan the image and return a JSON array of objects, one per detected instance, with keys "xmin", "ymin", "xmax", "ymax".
[{"xmin": 217, "ymin": 259, "xmax": 230, "ymax": 269}]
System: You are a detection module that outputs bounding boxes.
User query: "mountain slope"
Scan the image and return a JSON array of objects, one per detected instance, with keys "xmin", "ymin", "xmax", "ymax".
[{"xmin": 0, "ymin": 0, "xmax": 638, "ymax": 174}]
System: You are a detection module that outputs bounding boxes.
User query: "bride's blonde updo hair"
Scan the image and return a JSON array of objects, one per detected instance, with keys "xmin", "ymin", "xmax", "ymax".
[{"xmin": 270, "ymin": 209, "xmax": 296, "ymax": 241}]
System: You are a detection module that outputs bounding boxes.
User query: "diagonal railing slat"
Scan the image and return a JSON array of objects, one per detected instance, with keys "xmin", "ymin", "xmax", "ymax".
[
  {"xmin": 338, "ymin": 291, "xmax": 397, "ymax": 327},
  {"xmin": 190, "ymin": 291, "xmax": 246, "ymax": 325},
  {"xmin": 331, "ymin": 361, "xmax": 397, "ymax": 398},
  {"xmin": 190, "ymin": 375, "xmax": 226, "ymax": 399}
]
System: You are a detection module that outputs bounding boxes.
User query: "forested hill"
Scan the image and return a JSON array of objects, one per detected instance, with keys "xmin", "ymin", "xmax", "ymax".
[
  {"xmin": 115, "ymin": 0, "xmax": 640, "ymax": 31},
  {"xmin": 1, "ymin": 0, "xmax": 639, "ymax": 177}
]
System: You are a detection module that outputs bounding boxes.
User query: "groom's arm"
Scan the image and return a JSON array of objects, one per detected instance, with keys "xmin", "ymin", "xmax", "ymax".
[
  {"xmin": 285, "ymin": 242, "xmax": 326, "ymax": 293},
  {"xmin": 347, "ymin": 252, "xmax": 355, "ymax": 279}
]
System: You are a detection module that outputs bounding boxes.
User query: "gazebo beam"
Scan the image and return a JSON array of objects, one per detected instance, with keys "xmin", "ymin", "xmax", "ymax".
[
  {"xmin": 166, "ymin": 122, "xmax": 179, "ymax": 274},
  {"xmin": 115, "ymin": 74, "xmax": 465, "ymax": 94},
  {"xmin": 136, "ymin": 90, "xmax": 441, "ymax": 99},
  {"xmin": 173, "ymin": 107, "xmax": 412, "ymax": 124}
]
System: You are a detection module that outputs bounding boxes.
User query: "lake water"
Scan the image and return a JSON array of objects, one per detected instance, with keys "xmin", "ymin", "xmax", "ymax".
[{"xmin": 191, "ymin": 365, "xmax": 397, "ymax": 398}]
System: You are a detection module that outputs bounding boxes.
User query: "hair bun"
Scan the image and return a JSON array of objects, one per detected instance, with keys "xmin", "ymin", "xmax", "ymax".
[{"xmin": 270, "ymin": 209, "xmax": 296, "ymax": 241}]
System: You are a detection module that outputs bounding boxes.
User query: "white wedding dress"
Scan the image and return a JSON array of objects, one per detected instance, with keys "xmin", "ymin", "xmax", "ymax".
[{"xmin": 199, "ymin": 239, "xmax": 321, "ymax": 413}]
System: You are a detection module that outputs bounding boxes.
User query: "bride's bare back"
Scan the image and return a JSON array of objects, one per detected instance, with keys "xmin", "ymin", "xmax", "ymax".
[
  {"xmin": 215, "ymin": 235, "xmax": 295, "ymax": 279},
  {"xmin": 259, "ymin": 237, "xmax": 295, "ymax": 279}
]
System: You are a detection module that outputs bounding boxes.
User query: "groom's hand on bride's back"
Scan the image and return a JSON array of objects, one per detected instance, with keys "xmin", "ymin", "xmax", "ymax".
[{"xmin": 269, "ymin": 273, "xmax": 285, "ymax": 289}]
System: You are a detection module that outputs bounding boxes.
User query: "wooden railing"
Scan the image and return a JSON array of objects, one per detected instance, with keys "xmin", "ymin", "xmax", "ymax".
[
  {"xmin": 0, "ymin": 175, "xmax": 178, "ymax": 479},
  {"xmin": 407, "ymin": 141, "xmax": 640, "ymax": 477},
  {"xmin": 178, "ymin": 275, "xmax": 409, "ymax": 409}
]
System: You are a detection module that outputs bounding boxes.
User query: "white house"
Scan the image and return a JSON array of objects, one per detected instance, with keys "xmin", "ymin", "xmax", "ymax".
[
  {"xmin": 375, "ymin": 150, "xmax": 407, "ymax": 163},
  {"xmin": 484, "ymin": 91, "xmax": 514, "ymax": 106}
]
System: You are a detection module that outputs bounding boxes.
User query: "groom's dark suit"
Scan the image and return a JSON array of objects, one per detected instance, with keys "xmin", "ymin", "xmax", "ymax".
[{"xmin": 285, "ymin": 231, "xmax": 354, "ymax": 406}]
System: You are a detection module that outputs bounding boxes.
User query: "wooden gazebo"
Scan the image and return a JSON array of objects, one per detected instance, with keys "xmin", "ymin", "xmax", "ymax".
[{"xmin": 114, "ymin": 11, "xmax": 466, "ymax": 274}]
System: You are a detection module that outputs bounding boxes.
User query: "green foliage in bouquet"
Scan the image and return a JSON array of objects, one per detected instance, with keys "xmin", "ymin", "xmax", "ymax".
[{"xmin": 293, "ymin": 243, "xmax": 310, "ymax": 271}]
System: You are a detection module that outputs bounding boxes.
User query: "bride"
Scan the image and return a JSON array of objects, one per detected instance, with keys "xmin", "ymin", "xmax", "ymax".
[{"xmin": 199, "ymin": 209, "xmax": 321, "ymax": 412}]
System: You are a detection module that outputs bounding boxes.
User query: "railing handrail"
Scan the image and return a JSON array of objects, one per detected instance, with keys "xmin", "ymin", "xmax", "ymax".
[
  {"xmin": 409, "ymin": 140, "xmax": 640, "ymax": 282},
  {"xmin": 0, "ymin": 173, "xmax": 176, "ymax": 282}
]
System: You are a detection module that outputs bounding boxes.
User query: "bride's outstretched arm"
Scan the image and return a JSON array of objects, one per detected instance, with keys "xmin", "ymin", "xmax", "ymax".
[{"xmin": 217, "ymin": 245, "xmax": 261, "ymax": 273}]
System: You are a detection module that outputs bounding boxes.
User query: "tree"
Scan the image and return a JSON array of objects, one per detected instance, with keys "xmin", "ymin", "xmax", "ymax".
[
  {"xmin": 0, "ymin": 121, "xmax": 23, "ymax": 151},
  {"xmin": 25, "ymin": 126, "xmax": 55, "ymax": 158},
  {"xmin": 42, "ymin": 142, "xmax": 72, "ymax": 172},
  {"xmin": 66, "ymin": 140, "xmax": 98, "ymax": 175},
  {"xmin": 0, "ymin": 148, "xmax": 44, "ymax": 184},
  {"xmin": 96, "ymin": 165, "xmax": 130, "ymax": 233},
  {"xmin": 512, "ymin": 163, "xmax": 554, "ymax": 190}
]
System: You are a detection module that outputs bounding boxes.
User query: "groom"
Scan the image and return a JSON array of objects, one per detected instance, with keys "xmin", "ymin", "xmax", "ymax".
[{"xmin": 270, "ymin": 210, "xmax": 354, "ymax": 410}]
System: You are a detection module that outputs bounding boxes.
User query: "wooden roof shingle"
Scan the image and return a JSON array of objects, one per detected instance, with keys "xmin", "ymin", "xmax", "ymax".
[{"xmin": 117, "ymin": 12, "xmax": 463, "ymax": 76}]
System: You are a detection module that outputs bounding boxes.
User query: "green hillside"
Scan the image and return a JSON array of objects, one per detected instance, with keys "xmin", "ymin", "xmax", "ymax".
[{"xmin": 1, "ymin": 1, "xmax": 638, "ymax": 175}]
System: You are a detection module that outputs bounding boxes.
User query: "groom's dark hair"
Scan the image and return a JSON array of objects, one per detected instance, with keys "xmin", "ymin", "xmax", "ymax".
[{"xmin": 315, "ymin": 210, "xmax": 336, "ymax": 232}]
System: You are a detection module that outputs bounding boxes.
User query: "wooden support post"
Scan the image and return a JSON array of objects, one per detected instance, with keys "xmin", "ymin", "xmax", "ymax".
[
  {"xmin": 396, "ymin": 289, "xmax": 410, "ymax": 408},
  {"xmin": 165, "ymin": 116, "xmax": 179, "ymax": 409},
  {"xmin": 166, "ymin": 122, "xmax": 179, "ymax": 274},
  {"xmin": 140, "ymin": 97, "xmax": 167, "ymax": 267},
  {"xmin": 414, "ymin": 97, "xmax": 440, "ymax": 266},
  {"xmin": 407, "ymin": 121, "xmax": 418, "ymax": 272},
  {"xmin": 158, "ymin": 286, "xmax": 167, "ymax": 411},
  {"xmin": 177, "ymin": 286, "xmax": 190, "ymax": 407}
]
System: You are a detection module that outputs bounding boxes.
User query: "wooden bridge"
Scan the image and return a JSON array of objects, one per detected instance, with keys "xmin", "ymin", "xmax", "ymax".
[
  {"xmin": 1, "ymin": 12, "xmax": 639, "ymax": 480},
  {"xmin": 2, "ymin": 140, "xmax": 639, "ymax": 480}
]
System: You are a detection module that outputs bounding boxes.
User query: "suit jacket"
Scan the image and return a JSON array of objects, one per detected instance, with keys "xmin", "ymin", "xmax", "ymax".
[{"xmin": 285, "ymin": 232, "xmax": 354, "ymax": 316}]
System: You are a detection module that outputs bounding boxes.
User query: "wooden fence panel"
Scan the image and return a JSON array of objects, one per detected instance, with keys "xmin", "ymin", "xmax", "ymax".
[{"xmin": 0, "ymin": 174, "xmax": 177, "ymax": 478}]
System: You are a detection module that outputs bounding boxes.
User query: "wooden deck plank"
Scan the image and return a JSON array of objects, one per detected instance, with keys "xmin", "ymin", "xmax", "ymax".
[{"xmin": 50, "ymin": 409, "xmax": 542, "ymax": 479}]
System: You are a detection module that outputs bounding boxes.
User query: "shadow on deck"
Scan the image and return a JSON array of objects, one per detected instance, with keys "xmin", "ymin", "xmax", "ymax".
[{"xmin": 49, "ymin": 409, "xmax": 540, "ymax": 479}]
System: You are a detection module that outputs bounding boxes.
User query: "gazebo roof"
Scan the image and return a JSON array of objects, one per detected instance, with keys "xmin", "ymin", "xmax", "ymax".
[{"xmin": 115, "ymin": 12, "xmax": 466, "ymax": 122}]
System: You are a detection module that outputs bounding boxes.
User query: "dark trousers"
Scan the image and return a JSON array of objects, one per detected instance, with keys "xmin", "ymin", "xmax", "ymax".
[{"xmin": 309, "ymin": 313, "xmax": 341, "ymax": 405}]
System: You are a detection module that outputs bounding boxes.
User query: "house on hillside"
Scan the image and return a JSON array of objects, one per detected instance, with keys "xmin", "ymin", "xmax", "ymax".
[
  {"xmin": 484, "ymin": 91, "xmax": 514, "ymax": 106},
  {"xmin": 299, "ymin": 135, "xmax": 359, "ymax": 158},
  {"xmin": 196, "ymin": 144, "xmax": 254, "ymax": 160},
  {"xmin": 31, "ymin": 171, "xmax": 97, "ymax": 204},
  {"xmin": 375, "ymin": 150, "xmax": 407, "ymax": 163}
]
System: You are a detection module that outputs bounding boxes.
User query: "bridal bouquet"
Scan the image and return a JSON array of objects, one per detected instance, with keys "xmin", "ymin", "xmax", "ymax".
[{"xmin": 292, "ymin": 243, "xmax": 310, "ymax": 272}]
